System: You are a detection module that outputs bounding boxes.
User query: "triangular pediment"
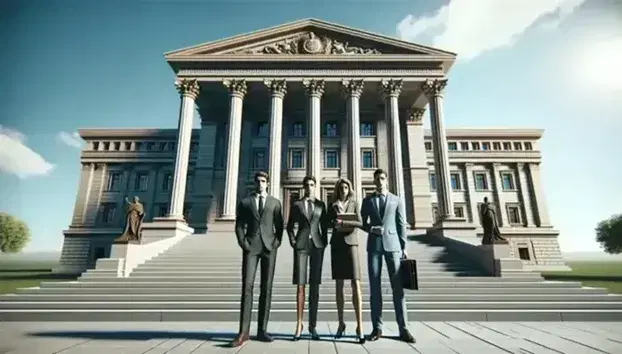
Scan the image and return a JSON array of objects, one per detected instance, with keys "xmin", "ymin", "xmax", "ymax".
[{"xmin": 165, "ymin": 19, "xmax": 455, "ymax": 58}]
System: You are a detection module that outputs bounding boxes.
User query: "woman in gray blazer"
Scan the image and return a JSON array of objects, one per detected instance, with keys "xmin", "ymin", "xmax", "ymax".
[{"xmin": 326, "ymin": 178, "xmax": 365, "ymax": 344}]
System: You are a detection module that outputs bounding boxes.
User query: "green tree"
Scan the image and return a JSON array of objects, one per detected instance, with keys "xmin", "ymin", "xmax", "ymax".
[
  {"xmin": 595, "ymin": 214, "xmax": 622, "ymax": 254},
  {"xmin": 0, "ymin": 212, "xmax": 31, "ymax": 253}
]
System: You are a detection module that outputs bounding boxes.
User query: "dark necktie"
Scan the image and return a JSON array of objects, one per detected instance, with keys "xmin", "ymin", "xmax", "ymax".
[
  {"xmin": 306, "ymin": 199, "xmax": 313, "ymax": 219},
  {"xmin": 258, "ymin": 195, "xmax": 264, "ymax": 215},
  {"xmin": 379, "ymin": 194, "xmax": 386, "ymax": 218}
]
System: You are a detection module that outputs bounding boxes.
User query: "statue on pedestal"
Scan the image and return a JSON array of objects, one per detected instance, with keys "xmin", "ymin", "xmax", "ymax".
[
  {"xmin": 480, "ymin": 197, "xmax": 507, "ymax": 245},
  {"xmin": 114, "ymin": 196, "xmax": 145, "ymax": 244}
]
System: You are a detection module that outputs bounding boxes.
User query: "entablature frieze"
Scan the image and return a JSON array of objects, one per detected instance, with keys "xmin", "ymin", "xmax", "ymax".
[{"xmin": 176, "ymin": 68, "xmax": 444, "ymax": 81}]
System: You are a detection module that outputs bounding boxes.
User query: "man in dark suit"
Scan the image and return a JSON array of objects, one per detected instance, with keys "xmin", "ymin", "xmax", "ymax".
[
  {"xmin": 286, "ymin": 176, "xmax": 328, "ymax": 340},
  {"xmin": 228, "ymin": 171, "xmax": 284, "ymax": 347}
]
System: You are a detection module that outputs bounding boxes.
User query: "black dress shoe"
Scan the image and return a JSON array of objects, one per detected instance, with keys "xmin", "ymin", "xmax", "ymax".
[
  {"xmin": 309, "ymin": 327, "xmax": 320, "ymax": 340},
  {"xmin": 256, "ymin": 332, "xmax": 274, "ymax": 342},
  {"xmin": 367, "ymin": 329, "xmax": 382, "ymax": 341},
  {"xmin": 334, "ymin": 323, "xmax": 346, "ymax": 339},
  {"xmin": 399, "ymin": 330, "xmax": 416, "ymax": 343},
  {"xmin": 293, "ymin": 324, "xmax": 304, "ymax": 341}
]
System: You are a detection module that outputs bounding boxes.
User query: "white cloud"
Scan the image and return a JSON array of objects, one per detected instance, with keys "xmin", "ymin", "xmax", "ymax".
[
  {"xmin": 0, "ymin": 125, "xmax": 55, "ymax": 179},
  {"xmin": 397, "ymin": 0, "xmax": 586, "ymax": 61},
  {"xmin": 56, "ymin": 131, "xmax": 85, "ymax": 149}
]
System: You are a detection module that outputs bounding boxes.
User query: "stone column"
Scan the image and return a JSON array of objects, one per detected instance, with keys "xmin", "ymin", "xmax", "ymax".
[
  {"xmin": 264, "ymin": 79, "xmax": 287, "ymax": 199},
  {"xmin": 423, "ymin": 79, "xmax": 455, "ymax": 220},
  {"xmin": 342, "ymin": 79, "xmax": 364, "ymax": 198},
  {"xmin": 526, "ymin": 163, "xmax": 551, "ymax": 227},
  {"xmin": 491, "ymin": 163, "xmax": 509, "ymax": 226},
  {"xmin": 168, "ymin": 79, "xmax": 200, "ymax": 219},
  {"xmin": 220, "ymin": 79, "xmax": 247, "ymax": 220},
  {"xmin": 303, "ymin": 79, "xmax": 324, "ymax": 195},
  {"xmin": 380, "ymin": 79, "xmax": 406, "ymax": 198},
  {"xmin": 515, "ymin": 163, "xmax": 534, "ymax": 227},
  {"xmin": 464, "ymin": 163, "xmax": 479, "ymax": 224}
]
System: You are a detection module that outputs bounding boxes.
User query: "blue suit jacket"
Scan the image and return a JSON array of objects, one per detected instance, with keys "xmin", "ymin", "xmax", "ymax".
[{"xmin": 361, "ymin": 192, "xmax": 407, "ymax": 253}]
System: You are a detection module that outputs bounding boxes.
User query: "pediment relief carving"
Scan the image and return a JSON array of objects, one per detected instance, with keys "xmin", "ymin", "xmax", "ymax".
[{"xmin": 228, "ymin": 32, "xmax": 381, "ymax": 55}]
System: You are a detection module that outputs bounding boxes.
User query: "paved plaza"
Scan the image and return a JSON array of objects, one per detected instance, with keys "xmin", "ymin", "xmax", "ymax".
[{"xmin": 1, "ymin": 321, "xmax": 621, "ymax": 353}]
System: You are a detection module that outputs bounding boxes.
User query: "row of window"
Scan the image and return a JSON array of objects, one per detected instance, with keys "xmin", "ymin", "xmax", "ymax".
[
  {"xmin": 250, "ymin": 121, "xmax": 376, "ymax": 138},
  {"xmin": 100, "ymin": 202, "xmax": 192, "ymax": 224},
  {"xmin": 105, "ymin": 171, "xmax": 194, "ymax": 193},
  {"xmin": 91, "ymin": 140, "xmax": 199, "ymax": 153},
  {"xmin": 251, "ymin": 148, "xmax": 377, "ymax": 170},
  {"xmin": 425, "ymin": 140, "xmax": 533, "ymax": 152},
  {"xmin": 429, "ymin": 170, "xmax": 516, "ymax": 192},
  {"xmin": 432, "ymin": 202, "xmax": 523, "ymax": 225}
]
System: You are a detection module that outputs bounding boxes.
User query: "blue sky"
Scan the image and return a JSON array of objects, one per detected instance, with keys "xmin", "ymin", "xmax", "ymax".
[{"xmin": 0, "ymin": 0, "xmax": 620, "ymax": 253}]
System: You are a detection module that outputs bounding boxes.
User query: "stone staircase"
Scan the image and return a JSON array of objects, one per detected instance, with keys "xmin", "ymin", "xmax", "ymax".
[{"xmin": 2, "ymin": 232, "xmax": 622, "ymax": 321}]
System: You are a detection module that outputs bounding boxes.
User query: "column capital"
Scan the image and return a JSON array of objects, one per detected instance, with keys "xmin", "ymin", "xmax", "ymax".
[
  {"xmin": 464, "ymin": 162, "xmax": 475, "ymax": 168},
  {"xmin": 175, "ymin": 79, "xmax": 201, "ymax": 99},
  {"xmin": 380, "ymin": 79, "xmax": 403, "ymax": 98},
  {"xmin": 341, "ymin": 79, "xmax": 365, "ymax": 98},
  {"xmin": 302, "ymin": 79, "xmax": 325, "ymax": 97},
  {"xmin": 422, "ymin": 79, "xmax": 447, "ymax": 97},
  {"xmin": 406, "ymin": 107, "xmax": 426, "ymax": 124},
  {"xmin": 222, "ymin": 79, "xmax": 247, "ymax": 98},
  {"xmin": 516, "ymin": 162, "xmax": 525, "ymax": 170},
  {"xmin": 264, "ymin": 79, "xmax": 287, "ymax": 98}
]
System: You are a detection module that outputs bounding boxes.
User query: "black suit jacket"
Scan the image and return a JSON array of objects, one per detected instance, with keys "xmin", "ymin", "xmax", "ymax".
[
  {"xmin": 286, "ymin": 198, "xmax": 328, "ymax": 250},
  {"xmin": 235, "ymin": 194, "xmax": 284, "ymax": 254},
  {"xmin": 327, "ymin": 199, "xmax": 363, "ymax": 246}
]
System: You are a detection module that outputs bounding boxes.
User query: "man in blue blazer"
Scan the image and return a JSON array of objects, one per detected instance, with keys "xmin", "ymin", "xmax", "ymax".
[{"xmin": 361, "ymin": 168, "xmax": 415, "ymax": 343}]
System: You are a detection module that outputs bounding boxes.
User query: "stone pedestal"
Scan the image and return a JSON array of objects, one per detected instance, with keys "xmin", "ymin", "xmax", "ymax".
[
  {"xmin": 480, "ymin": 242, "xmax": 524, "ymax": 276},
  {"xmin": 140, "ymin": 217, "xmax": 194, "ymax": 243},
  {"xmin": 209, "ymin": 219, "xmax": 236, "ymax": 232}
]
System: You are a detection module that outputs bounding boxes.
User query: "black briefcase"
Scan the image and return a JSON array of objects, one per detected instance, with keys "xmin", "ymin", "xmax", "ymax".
[{"xmin": 400, "ymin": 258, "xmax": 418, "ymax": 290}]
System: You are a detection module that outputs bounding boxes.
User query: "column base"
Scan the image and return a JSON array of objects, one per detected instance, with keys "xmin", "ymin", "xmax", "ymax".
[
  {"xmin": 140, "ymin": 217, "xmax": 194, "ymax": 244},
  {"xmin": 428, "ymin": 217, "xmax": 478, "ymax": 243},
  {"xmin": 208, "ymin": 217, "xmax": 236, "ymax": 233}
]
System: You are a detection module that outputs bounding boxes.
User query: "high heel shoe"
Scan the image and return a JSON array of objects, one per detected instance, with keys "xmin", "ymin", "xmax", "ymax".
[
  {"xmin": 293, "ymin": 324, "xmax": 304, "ymax": 341},
  {"xmin": 356, "ymin": 326, "xmax": 366, "ymax": 344},
  {"xmin": 334, "ymin": 323, "xmax": 346, "ymax": 339}
]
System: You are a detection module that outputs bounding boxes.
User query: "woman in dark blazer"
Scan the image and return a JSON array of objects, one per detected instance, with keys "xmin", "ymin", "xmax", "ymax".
[{"xmin": 326, "ymin": 178, "xmax": 365, "ymax": 344}]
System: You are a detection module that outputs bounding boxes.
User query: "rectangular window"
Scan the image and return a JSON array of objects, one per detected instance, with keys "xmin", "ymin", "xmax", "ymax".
[
  {"xmin": 290, "ymin": 149, "xmax": 305, "ymax": 169},
  {"xmin": 103, "ymin": 142, "xmax": 110, "ymax": 151},
  {"xmin": 474, "ymin": 172, "xmax": 488, "ymax": 190},
  {"xmin": 501, "ymin": 172, "xmax": 514, "ymax": 190},
  {"xmin": 360, "ymin": 122, "xmax": 374, "ymax": 136},
  {"xmin": 518, "ymin": 247, "xmax": 530, "ymax": 260},
  {"xmin": 472, "ymin": 142, "xmax": 480, "ymax": 150},
  {"xmin": 106, "ymin": 172, "xmax": 121, "ymax": 191},
  {"xmin": 514, "ymin": 142, "xmax": 523, "ymax": 150},
  {"xmin": 460, "ymin": 142, "xmax": 469, "ymax": 151},
  {"xmin": 482, "ymin": 142, "xmax": 491, "ymax": 151},
  {"xmin": 503, "ymin": 142, "xmax": 512, "ymax": 150},
  {"xmin": 324, "ymin": 149, "xmax": 339, "ymax": 168},
  {"xmin": 524, "ymin": 142, "xmax": 533, "ymax": 150},
  {"xmin": 113, "ymin": 142, "xmax": 120, "ymax": 151},
  {"xmin": 448, "ymin": 142, "xmax": 457, "ymax": 151},
  {"xmin": 134, "ymin": 172, "xmax": 149, "ymax": 191},
  {"xmin": 292, "ymin": 122, "xmax": 305, "ymax": 137},
  {"xmin": 101, "ymin": 203, "xmax": 116, "ymax": 224},
  {"xmin": 93, "ymin": 141, "xmax": 100, "ymax": 151},
  {"xmin": 424, "ymin": 142, "xmax": 432, "ymax": 151},
  {"xmin": 493, "ymin": 142, "xmax": 501, "ymax": 150},
  {"xmin": 162, "ymin": 172, "xmax": 172, "ymax": 191},
  {"xmin": 361, "ymin": 149, "xmax": 376, "ymax": 168},
  {"xmin": 325, "ymin": 191, "xmax": 334, "ymax": 206},
  {"xmin": 507, "ymin": 205, "xmax": 521, "ymax": 225},
  {"xmin": 454, "ymin": 206, "xmax": 465, "ymax": 218},
  {"xmin": 124, "ymin": 142, "xmax": 131, "ymax": 151},
  {"xmin": 325, "ymin": 122, "xmax": 339, "ymax": 137},
  {"xmin": 429, "ymin": 173, "xmax": 437, "ymax": 191},
  {"xmin": 253, "ymin": 148, "xmax": 266, "ymax": 169},
  {"xmin": 450, "ymin": 173, "xmax": 461, "ymax": 190}
]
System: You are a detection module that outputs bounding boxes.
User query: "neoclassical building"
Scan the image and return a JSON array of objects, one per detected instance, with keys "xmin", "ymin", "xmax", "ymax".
[{"xmin": 56, "ymin": 19, "xmax": 566, "ymax": 273}]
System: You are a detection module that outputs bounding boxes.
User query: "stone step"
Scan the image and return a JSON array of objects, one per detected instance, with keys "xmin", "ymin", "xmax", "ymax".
[
  {"xmin": 75, "ymin": 275, "xmax": 543, "ymax": 283},
  {"xmin": 38, "ymin": 280, "xmax": 581, "ymax": 288},
  {"xmin": 3, "ymin": 293, "xmax": 620, "ymax": 302},
  {"xmin": 3, "ymin": 309, "xmax": 621, "ymax": 322},
  {"xmin": 3, "ymin": 301, "xmax": 622, "ymax": 310},
  {"xmin": 134, "ymin": 265, "xmax": 479, "ymax": 271},
  {"xmin": 123, "ymin": 270, "xmax": 495, "ymax": 277},
  {"xmin": 17, "ymin": 286, "xmax": 608, "ymax": 295}
]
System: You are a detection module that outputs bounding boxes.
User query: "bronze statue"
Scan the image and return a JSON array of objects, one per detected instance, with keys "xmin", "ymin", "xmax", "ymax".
[
  {"xmin": 114, "ymin": 196, "xmax": 145, "ymax": 243},
  {"xmin": 480, "ymin": 197, "xmax": 507, "ymax": 245}
]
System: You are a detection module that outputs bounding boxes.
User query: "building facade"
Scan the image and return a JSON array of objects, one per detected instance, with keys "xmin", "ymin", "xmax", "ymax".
[{"xmin": 55, "ymin": 19, "xmax": 566, "ymax": 273}]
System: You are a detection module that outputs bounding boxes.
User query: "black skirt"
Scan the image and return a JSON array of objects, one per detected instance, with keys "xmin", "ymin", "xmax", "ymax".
[{"xmin": 330, "ymin": 244, "xmax": 361, "ymax": 280}]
